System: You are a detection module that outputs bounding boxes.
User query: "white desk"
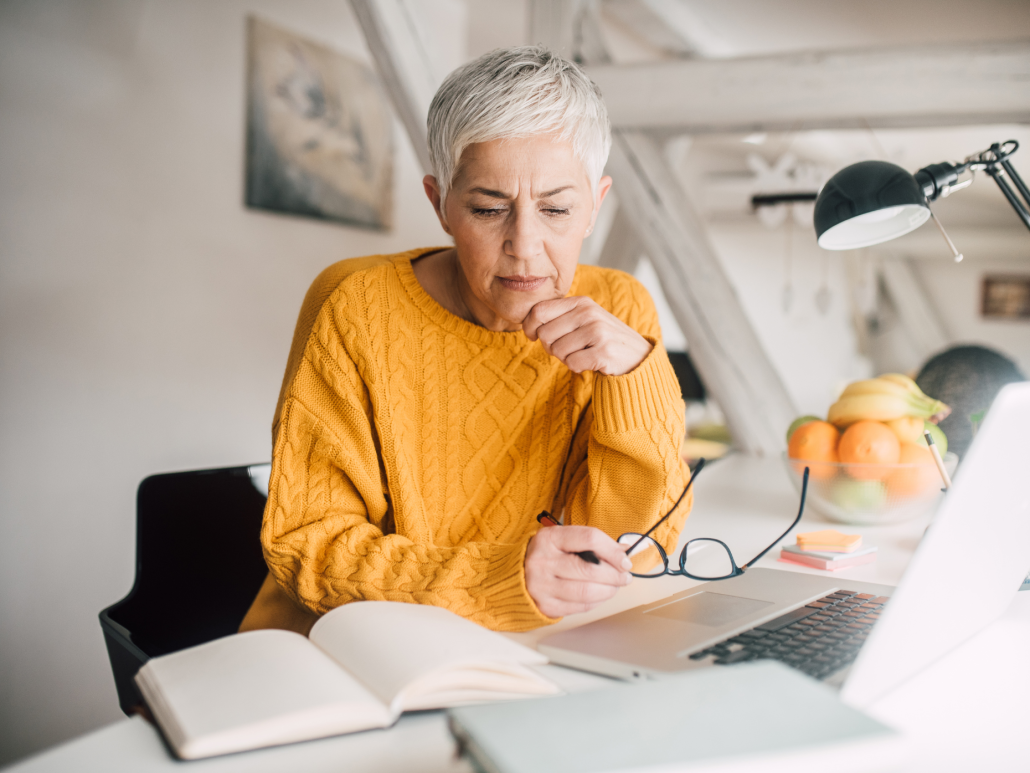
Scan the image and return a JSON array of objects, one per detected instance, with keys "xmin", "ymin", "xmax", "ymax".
[{"xmin": 11, "ymin": 455, "xmax": 1030, "ymax": 772}]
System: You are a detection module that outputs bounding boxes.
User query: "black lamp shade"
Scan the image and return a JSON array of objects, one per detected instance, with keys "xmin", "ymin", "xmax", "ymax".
[{"xmin": 814, "ymin": 160, "xmax": 931, "ymax": 250}]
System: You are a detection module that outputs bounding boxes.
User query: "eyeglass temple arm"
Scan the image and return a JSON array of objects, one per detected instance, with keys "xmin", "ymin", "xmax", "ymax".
[
  {"xmin": 626, "ymin": 458, "xmax": 706, "ymax": 555},
  {"xmin": 740, "ymin": 466, "xmax": 810, "ymax": 571}
]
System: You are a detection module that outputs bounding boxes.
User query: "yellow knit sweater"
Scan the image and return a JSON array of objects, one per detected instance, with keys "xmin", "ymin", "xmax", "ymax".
[{"xmin": 248, "ymin": 247, "xmax": 691, "ymax": 633}]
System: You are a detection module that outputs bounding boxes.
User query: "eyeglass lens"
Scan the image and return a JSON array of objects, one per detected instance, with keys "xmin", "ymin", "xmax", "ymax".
[
  {"xmin": 618, "ymin": 534, "xmax": 738, "ymax": 579},
  {"xmin": 617, "ymin": 463, "xmax": 809, "ymax": 580},
  {"xmin": 679, "ymin": 539, "xmax": 737, "ymax": 579},
  {"xmin": 617, "ymin": 533, "xmax": 666, "ymax": 577}
]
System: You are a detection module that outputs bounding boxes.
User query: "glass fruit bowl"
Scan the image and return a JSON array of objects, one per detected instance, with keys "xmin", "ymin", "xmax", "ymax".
[{"xmin": 782, "ymin": 452, "xmax": 959, "ymax": 526}]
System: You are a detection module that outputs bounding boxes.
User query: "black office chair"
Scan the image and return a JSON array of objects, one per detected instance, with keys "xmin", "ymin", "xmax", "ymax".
[{"xmin": 99, "ymin": 464, "xmax": 271, "ymax": 715}]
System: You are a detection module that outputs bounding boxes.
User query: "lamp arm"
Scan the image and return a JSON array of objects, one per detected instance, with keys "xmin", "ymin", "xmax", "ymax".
[
  {"xmin": 985, "ymin": 167, "xmax": 1030, "ymax": 231},
  {"xmin": 915, "ymin": 140, "xmax": 1030, "ymax": 234}
]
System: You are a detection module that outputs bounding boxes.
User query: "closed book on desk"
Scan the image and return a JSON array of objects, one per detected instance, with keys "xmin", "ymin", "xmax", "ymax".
[
  {"xmin": 448, "ymin": 661, "xmax": 902, "ymax": 773},
  {"xmin": 135, "ymin": 601, "xmax": 558, "ymax": 760}
]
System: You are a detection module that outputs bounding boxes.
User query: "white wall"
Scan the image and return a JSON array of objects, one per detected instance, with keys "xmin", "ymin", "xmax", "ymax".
[
  {"xmin": 913, "ymin": 256, "xmax": 1030, "ymax": 376},
  {"xmin": 0, "ymin": 1, "xmax": 462, "ymax": 764},
  {"xmin": 707, "ymin": 224, "xmax": 872, "ymax": 416}
]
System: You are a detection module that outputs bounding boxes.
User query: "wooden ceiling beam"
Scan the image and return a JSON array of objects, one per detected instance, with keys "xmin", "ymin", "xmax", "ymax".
[{"xmin": 585, "ymin": 42, "xmax": 1030, "ymax": 133}]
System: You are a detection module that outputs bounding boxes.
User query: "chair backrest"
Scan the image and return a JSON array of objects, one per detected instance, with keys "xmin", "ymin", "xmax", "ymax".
[{"xmin": 99, "ymin": 464, "xmax": 270, "ymax": 713}]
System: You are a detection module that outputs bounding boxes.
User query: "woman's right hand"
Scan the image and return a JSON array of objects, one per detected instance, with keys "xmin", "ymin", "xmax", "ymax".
[{"xmin": 524, "ymin": 525, "xmax": 633, "ymax": 618}]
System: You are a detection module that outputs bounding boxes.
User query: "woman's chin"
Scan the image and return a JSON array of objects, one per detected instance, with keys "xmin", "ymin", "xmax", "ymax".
[{"xmin": 482, "ymin": 294, "xmax": 544, "ymax": 329}]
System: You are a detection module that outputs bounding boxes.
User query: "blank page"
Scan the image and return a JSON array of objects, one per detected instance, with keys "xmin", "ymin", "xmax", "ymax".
[
  {"xmin": 309, "ymin": 602, "xmax": 555, "ymax": 712},
  {"xmin": 136, "ymin": 629, "xmax": 392, "ymax": 759}
]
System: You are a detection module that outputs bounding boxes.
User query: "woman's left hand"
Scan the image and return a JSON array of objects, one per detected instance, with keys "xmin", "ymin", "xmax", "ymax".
[{"xmin": 523, "ymin": 297, "xmax": 653, "ymax": 376}]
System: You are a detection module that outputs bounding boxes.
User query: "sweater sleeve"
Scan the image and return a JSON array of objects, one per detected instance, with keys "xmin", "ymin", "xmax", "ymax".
[
  {"xmin": 261, "ymin": 301, "xmax": 556, "ymax": 633},
  {"xmin": 558, "ymin": 278, "xmax": 692, "ymax": 559}
]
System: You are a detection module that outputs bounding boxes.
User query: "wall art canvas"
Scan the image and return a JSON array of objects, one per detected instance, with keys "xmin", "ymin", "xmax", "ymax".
[
  {"xmin": 245, "ymin": 16, "xmax": 393, "ymax": 230},
  {"xmin": 981, "ymin": 275, "xmax": 1030, "ymax": 320}
]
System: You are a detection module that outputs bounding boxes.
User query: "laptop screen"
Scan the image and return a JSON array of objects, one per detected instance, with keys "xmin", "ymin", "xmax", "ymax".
[{"xmin": 841, "ymin": 383, "xmax": 1030, "ymax": 707}]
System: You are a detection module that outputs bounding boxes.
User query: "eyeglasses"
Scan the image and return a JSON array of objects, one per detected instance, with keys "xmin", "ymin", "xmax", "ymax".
[{"xmin": 617, "ymin": 459, "xmax": 810, "ymax": 580}]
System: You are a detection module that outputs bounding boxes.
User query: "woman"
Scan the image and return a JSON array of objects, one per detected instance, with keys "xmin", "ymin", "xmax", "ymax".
[{"xmin": 240, "ymin": 46, "xmax": 691, "ymax": 634}]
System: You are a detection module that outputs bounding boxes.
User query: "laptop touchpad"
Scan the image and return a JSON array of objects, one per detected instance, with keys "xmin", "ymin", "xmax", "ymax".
[{"xmin": 646, "ymin": 592, "xmax": 773, "ymax": 627}]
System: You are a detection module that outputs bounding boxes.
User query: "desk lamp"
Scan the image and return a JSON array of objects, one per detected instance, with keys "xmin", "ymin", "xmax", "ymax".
[{"xmin": 814, "ymin": 140, "xmax": 1030, "ymax": 261}]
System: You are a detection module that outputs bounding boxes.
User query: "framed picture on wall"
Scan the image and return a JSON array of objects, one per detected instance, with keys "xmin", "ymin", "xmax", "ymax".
[
  {"xmin": 981, "ymin": 275, "xmax": 1030, "ymax": 321},
  {"xmin": 245, "ymin": 16, "xmax": 394, "ymax": 230}
]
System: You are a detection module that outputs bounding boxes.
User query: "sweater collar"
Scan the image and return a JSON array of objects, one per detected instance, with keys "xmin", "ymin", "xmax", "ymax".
[{"xmin": 394, "ymin": 248, "xmax": 583, "ymax": 348}]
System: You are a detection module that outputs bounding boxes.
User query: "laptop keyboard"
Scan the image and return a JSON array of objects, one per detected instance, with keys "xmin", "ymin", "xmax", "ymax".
[{"xmin": 687, "ymin": 590, "xmax": 890, "ymax": 681}]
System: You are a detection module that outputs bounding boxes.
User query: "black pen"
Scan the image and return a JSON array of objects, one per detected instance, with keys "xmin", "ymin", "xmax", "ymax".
[{"xmin": 536, "ymin": 512, "xmax": 601, "ymax": 564}]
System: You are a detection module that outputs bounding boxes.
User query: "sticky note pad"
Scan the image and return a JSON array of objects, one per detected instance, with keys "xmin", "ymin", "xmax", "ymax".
[
  {"xmin": 783, "ymin": 544, "xmax": 876, "ymax": 561},
  {"xmin": 779, "ymin": 549, "xmax": 877, "ymax": 571},
  {"xmin": 796, "ymin": 529, "xmax": 862, "ymax": 553}
]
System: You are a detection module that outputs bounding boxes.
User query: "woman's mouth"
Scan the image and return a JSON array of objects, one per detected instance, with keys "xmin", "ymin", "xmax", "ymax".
[{"xmin": 498, "ymin": 276, "xmax": 547, "ymax": 292}]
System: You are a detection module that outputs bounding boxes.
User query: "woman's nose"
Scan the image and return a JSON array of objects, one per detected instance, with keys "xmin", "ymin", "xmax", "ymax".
[{"xmin": 504, "ymin": 206, "xmax": 544, "ymax": 260}]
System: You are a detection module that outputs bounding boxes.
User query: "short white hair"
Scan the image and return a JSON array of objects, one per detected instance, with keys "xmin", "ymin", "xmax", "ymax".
[{"xmin": 427, "ymin": 46, "xmax": 611, "ymax": 205}]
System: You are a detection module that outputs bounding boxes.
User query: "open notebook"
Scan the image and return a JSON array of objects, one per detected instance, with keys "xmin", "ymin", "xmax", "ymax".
[{"xmin": 135, "ymin": 601, "xmax": 559, "ymax": 759}]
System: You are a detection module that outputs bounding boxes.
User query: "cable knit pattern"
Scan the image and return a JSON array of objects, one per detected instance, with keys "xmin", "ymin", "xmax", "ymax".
[{"xmin": 258, "ymin": 248, "xmax": 691, "ymax": 632}]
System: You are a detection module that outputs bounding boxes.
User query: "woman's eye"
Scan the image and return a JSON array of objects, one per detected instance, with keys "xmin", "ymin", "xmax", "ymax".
[
  {"xmin": 543, "ymin": 208, "xmax": 570, "ymax": 217},
  {"xmin": 471, "ymin": 207, "xmax": 505, "ymax": 217}
]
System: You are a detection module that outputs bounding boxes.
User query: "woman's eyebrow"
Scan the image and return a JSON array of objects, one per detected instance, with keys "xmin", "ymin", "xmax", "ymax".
[
  {"xmin": 468, "ymin": 186, "xmax": 509, "ymax": 199},
  {"xmin": 539, "ymin": 186, "xmax": 574, "ymax": 198},
  {"xmin": 467, "ymin": 185, "xmax": 575, "ymax": 199}
]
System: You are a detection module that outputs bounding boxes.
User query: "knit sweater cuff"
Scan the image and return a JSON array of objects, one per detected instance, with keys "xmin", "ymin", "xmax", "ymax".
[
  {"xmin": 593, "ymin": 338, "xmax": 682, "ymax": 434},
  {"xmin": 480, "ymin": 538, "xmax": 561, "ymax": 632}
]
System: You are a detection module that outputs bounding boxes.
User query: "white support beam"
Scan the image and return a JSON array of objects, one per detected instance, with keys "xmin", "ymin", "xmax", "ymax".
[
  {"xmin": 349, "ymin": 0, "xmax": 441, "ymax": 174},
  {"xmin": 634, "ymin": 0, "xmax": 734, "ymax": 58},
  {"xmin": 607, "ymin": 131, "xmax": 798, "ymax": 455},
  {"xmin": 599, "ymin": 0, "xmax": 695, "ymax": 57},
  {"xmin": 586, "ymin": 42, "xmax": 1030, "ymax": 133},
  {"xmin": 528, "ymin": 0, "xmax": 584, "ymax": 57},
  {"xmin": 595, "ymin": 205, "xmax": 643, "ymax": 276},
  {"xmin": 880, "ymin": 258, "xmax": 950, "ymax": 361},
  {"xmin": 578, "ymin": 1, "xmax": 612, "ymax": 66}
]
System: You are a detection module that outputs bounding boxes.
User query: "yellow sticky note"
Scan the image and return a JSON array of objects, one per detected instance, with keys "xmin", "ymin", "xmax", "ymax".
[{"xmin": 796, "ymin": 529, "xmax": 862, "ymax": 553}]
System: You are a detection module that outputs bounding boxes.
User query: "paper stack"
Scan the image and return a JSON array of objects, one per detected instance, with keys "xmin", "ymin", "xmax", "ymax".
[{"xmin": 780, "ymin": 529, "xmax": 877, "ymax": 571}]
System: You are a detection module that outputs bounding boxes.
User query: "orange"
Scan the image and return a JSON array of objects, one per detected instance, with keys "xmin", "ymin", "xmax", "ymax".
[
  {"xmin": 888, "ymin": 443, "xmax": 940, "ymax": 497},
  {"xmin": 885, "ymin": 416, "xmax": 924, "ymax": 445},
  {"xmin": 838, "ymin": 420, "xmax": 900, "ymax": 480},
  {"xmin": 787, "ymin": 420, "xmax": 840, "ymax": 479}
]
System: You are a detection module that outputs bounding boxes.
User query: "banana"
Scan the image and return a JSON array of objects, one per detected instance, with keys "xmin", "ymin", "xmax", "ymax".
[
  {"xmin": 878, "ymin": 373, "xmax": 922, "ymax": 395},
  {"xmin": 840, "ymin": 378, "xmax": 916, "ymax": 400},
  {"xmin": 828, "ymin": 394, "xmax": 918, "ymax": 426},
  {"xmin": 837, "ymin": 375, "xmax": 950, "ymax": 423},
  {"xmin": 878, "ymin": 373, "xmax": 953, "ymax": 422},
  {"xmin": 828, "ymin": 391, "xmax": 951, "ymax": 427}
]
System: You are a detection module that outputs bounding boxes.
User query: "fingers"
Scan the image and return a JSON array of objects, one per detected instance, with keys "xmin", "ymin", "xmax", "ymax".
[
  {"xmin": 547, "ymin": 526, "xmax": 633, "ymax": 575},
  {"xmin": 522, "ymin": 297, "xmax": 585, "ymax": 342},
  {"xmin": 554, "ymin": 554, "xmax": 629, "ymax": 590},
  {"xmin": 531, "ymin": 574, "xmax": 620, "ymax": 618},
  {"xmin": 523, "ymin": 296, "xmax": 652, "ymax": 376},
  {"xmin": 548, "ymin": 577, "xmax": 621, "ymax": 605},
  {"xmin": 525, "ymin": 526, "xmax": 634, "ymax": 618}
]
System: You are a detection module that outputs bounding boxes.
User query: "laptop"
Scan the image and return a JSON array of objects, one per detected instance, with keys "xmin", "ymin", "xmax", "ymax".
[{"xmin": 540, "ymin": 382, "xmax": 1030, "ymax": 708}]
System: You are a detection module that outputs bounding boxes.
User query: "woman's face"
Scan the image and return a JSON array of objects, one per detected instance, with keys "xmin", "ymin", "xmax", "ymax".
[{"xmin": 424, "ymin": 135, "xmax": 611, "ymax": 332}]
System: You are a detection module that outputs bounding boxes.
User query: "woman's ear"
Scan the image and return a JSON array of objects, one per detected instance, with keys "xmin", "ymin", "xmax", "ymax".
[
  {"xmin": 587, "ymin": 175, "xmax": 614, "ymax": 235},
  {"xmin": 423, "ymin": 175, "xmax": 452, "ymax": 235}
]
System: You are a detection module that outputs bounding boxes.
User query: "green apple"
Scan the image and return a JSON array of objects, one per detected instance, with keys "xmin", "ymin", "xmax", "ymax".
[
  {"xmin": 786, "ymin": 415, "xmax": 823, "ymax": 444},
  {"xmin": 920, "ymin": 421, "xmax": 948, "ymax": 456},
  {"xmin": 831, "ymin": 478, "xmax": 887, "ymax": 513}
]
